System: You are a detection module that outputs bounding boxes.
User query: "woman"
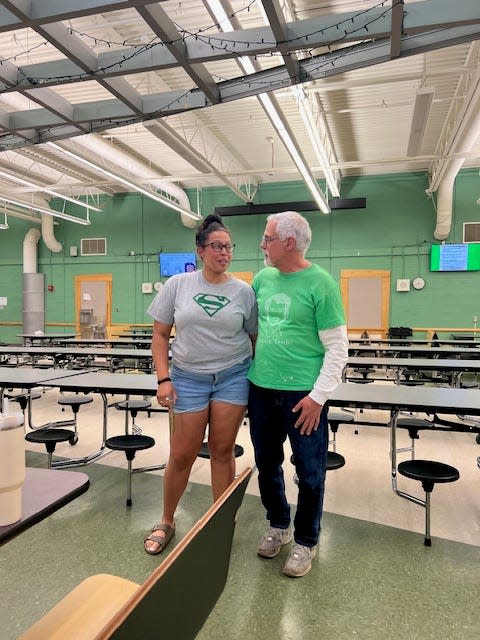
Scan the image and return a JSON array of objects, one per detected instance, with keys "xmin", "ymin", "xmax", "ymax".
[{"xmin": 144, "ymin": 214, "xmax": 257, "ymax": 554}]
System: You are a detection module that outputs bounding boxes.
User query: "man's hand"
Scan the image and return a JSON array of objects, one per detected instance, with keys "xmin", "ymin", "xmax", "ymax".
[{"xmin": 292, "ymin": 396, "xmax": 323, "ymax": 435}]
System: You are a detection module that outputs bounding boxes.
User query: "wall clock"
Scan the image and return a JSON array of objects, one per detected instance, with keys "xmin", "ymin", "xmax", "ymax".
[{"xmin": 412, "ymin": 277, "xmax": 425, "ymax": 290}]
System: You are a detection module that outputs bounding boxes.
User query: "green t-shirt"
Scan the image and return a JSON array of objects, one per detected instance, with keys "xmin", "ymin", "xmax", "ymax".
[{"xmin": 248, "ymin": 263, "xmax": 345, "ymax": 390}]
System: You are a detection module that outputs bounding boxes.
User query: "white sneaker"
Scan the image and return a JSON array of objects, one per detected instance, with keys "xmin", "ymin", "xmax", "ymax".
[
  {"xmin": 282, "ymin": 543, "xmax": 317, "ymax": 577},
  {"xmin": 257, "ymin": 526, "xmax": 292, "ymax": 558}
]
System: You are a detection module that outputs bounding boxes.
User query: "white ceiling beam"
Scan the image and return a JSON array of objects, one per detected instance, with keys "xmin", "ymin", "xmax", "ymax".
[{"xmin": 4, "ymin": 2, "xmax": 479, "ymax": 89}]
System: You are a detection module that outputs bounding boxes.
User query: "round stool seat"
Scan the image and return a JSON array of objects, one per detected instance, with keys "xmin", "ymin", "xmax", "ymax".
[
  {"xmin": 105, "ymin": 434, "xmax": 155, "ymax": 453},
  {"xmin": 353, "ymin": 367, "xmax": 375, "ymax": 375},
  {"xmin": 326, "ymin": 451, "xmax": 346, "ymax": 470},
  {"xmin": 460, "ymin": 380, "xmax": 478, "ymax": 388},
  {"xmin": 398, "ymin": 459, "xmax": 459, "ymax": 492},
  {"xmin": 198, "ymin": 443, "xmax": 244, "ymax": 459},
  {"xmin": 397, "ymin": 417, "xmax": 431, "ymax": 440},
  {"xmin": 347, "ymin": 377, "xmax": 374, "ymax": 384},
  {"xmin": 26, "ymin": 428, "xmax": 74, "ymax": 448},
  {"xmin": 328, "ymin": 412, "xmax": 354, "ymax": 429},
  {"xmin": 114, "ymin": 399, "xmax": 151, "ymax": 414},
  {"xmin": 58, "ymin": 395, "xmax": 93, "ymax": 411},
  {"xmin": 7, "ymin": 391, "xmax": 41, "ymax": 401},
  {"xmin": 6, "ymin": 391, "xmax": 41, "ymax": 411}
]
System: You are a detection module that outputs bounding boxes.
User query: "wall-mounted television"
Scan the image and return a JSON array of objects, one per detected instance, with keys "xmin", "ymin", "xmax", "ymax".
[
  {"xmin": 159, "ymin": 252, "xmax": 197, "ymax": 277},
  {"xmin": 430, "ymin": 243, "xmax": 480, "ymax": 271}
]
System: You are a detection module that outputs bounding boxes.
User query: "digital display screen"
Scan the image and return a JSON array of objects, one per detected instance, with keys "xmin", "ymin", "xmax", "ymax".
[
  {"xmin": 159, "ymin": 252, "xmax": 197, "ymax": 277},
  {"xmin": 430, "ymin": 243, "xmax": 480, "ymax": 271}
]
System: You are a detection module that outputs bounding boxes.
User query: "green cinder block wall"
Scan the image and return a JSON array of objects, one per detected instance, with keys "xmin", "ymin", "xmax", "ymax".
[{"xmin": 0, "ymin": 170, "xmax": 479, "ymax": 343}]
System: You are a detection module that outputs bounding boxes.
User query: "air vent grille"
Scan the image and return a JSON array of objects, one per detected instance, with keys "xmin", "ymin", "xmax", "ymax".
[
  {"xmin": 81, "ymin": 238, "xmax": 107, "ymax": 256},
  {"xmin": 463, "ymin": 223, "xmax": 480, "ymax": 243}
]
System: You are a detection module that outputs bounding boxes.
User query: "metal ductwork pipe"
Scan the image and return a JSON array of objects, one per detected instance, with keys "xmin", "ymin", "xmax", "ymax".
[
  {"xmin": 22, "ymin": 228, "xmax": 45, "ymax": 334},
  {"xmin": 434, "ymin": 90, "xmax": 480, "ymax": 240},
  {"xmin": 41, "ymin": 211, "xmax": 62, "ymax": 253}
]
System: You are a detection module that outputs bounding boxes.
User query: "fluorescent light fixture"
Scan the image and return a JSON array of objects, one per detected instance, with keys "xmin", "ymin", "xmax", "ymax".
[
  {"xmin": 294, "ymin": 88, "xmax": 340, "ymax": 197},
  {"xmin": 204, "ymin": 0, "xmax": 330, "ymax": 214},
  {"xmin": 407, "ymin": 87, "xmax": 434, "ymax": 157},
  {"xmin": 0, "ymin": 169, "xmax": 102, "ymax": 212},
  {"xmin": 47, "ymin": 142, "xmax": 202, "ymax": 221},
  {"xmin": 256, "ymin": 1, "xmax": 339, "ymax": 198},
  {"xmin": 0, "ymin": 212, "xmax": 8, "ymax": 229},
  {"xmin": 0, "ymin": 195, "xmax": 91, "ymax": 225},
  {"xmin": 258, "ymin": 94, "xmax": 330, "ymax": 213}
]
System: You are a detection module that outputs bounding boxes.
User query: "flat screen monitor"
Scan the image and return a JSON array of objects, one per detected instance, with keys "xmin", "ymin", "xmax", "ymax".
[
  {"xmin": 430, "ymin": 243, "xmax": 480, "ymax": 271},
  {"xmin": 159, "ymin": 252, "xmax": 197, "ymax": 276}
]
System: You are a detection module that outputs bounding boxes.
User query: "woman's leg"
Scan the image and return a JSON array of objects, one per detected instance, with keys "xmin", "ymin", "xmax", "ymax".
[
  {"xmin": 207, "ymin": 401, "xmax": 246, "ymax": 500},
  {"xmin": 144, "ymin": 407, "xmax": 208, "ymax": 553}
]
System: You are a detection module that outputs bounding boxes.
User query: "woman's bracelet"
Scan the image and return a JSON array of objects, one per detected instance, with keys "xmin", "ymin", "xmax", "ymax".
[{"xmin": 157, "ymin": 376, "xmax": 171, "ymax": 385}]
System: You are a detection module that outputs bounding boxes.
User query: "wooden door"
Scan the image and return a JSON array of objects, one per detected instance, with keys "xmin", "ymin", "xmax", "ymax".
[{"xmin": 75, "ymin": 274, "xmax": 112, "ymax": 338}]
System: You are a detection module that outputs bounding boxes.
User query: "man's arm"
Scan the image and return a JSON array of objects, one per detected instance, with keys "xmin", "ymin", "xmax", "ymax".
[{"xmin": 293, "ymin": 325, "xmax": 348, "ymax": 435}]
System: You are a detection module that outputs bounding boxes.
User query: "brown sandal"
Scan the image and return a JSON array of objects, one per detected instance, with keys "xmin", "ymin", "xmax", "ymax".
[{"xmin": 143, "ymin": 523, "xmax": 175, "ymax": 555}]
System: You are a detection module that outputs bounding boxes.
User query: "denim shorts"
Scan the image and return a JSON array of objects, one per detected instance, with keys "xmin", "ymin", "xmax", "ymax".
[{"xmin": 170, "ymin": 358, "xmax": 251, "ymax": 413}]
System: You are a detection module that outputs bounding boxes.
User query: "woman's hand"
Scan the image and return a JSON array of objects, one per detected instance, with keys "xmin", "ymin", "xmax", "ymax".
[{"xmin": 157, "ymin": 380, "xmax": 176, "ymax": 408}]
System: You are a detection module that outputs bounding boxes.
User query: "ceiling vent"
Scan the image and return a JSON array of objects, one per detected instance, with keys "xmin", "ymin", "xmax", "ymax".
[{"xmin": 81, "ymin": 238, "xmax": 107, "ymax": 256}]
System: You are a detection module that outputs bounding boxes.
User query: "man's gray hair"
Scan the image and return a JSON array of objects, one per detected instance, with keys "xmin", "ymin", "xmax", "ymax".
[{"xmin": 267, "ymin": 211, "xmax": 312, "ymax": 255}]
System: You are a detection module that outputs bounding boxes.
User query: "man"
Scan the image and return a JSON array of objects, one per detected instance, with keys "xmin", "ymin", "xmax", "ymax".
[{"xmin": 248, "ymin": 211, "xmax": 348, "ymax": 578}]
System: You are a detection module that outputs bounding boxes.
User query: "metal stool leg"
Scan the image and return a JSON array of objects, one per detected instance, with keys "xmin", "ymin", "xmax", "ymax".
[
  {"xmin": 424, "ymin": 491, "xmax": 431, "ymax": 547},
  {"xmin": 127, "ymin": 458, "xmax": 133, "ymax": 507}
]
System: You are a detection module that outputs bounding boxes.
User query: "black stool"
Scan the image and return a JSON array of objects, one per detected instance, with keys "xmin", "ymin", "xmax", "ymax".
[
  {"xmin": 57, "ymin": 395, "xmax": 93, "ymax": 444},
  {"xmin": 326, "ymin": 411, "xmax": 352, "ymax": 469},
  {"xmin": 197, "ymin": 442, "xmax": 244, "ymax": 459},
  {"xmin": 397, "ymin": 417, "xmax": 431, "ymax": 459},
  {"xmin": 114, "ymin": 399, "xmax": 151, "ymax": 435},
  {"xmin": 399, "ymin": 371, "xmax": 425, "ymax": 386},
  {"xmin": 350, "ymin": 366, "xmax": 375, "ymax": 383},
  {"xmin": 398, "ymin": 459, "xmax": 460, "ymax": 546},
  {"xmin": 25, "ymin": 429, "xmax": 75, "ymax": 469},
  {"xmin": 104, "ymin": 434, "xmax": 155, "ymax": 506},
  {"xmin": 5, "ymin": 390, "xmax": 41, "ymax": 418},
  {"xmin": 326, "ymin": 451, "xmax": 346, "ymax": 470}
]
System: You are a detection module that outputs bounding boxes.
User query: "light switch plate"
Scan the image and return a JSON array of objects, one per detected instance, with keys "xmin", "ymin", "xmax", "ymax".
[
  {"xmin": 141, "ymin": 282, "xmax": 153, "ymax": 294},
  {"xmin": 396, "ymin": 278, "xmax": 410, "ymax": 292}
]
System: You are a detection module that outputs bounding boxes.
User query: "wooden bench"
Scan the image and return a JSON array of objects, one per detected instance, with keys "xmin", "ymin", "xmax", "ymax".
[{"xmin": 20, "ymin": 467, "xmax": 253, "ymax": 640}]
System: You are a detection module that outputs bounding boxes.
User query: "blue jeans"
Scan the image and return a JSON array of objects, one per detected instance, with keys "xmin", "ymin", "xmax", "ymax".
[{"xmin": 248, "ymin": 383, "xmax": 329, "ymax": 547}]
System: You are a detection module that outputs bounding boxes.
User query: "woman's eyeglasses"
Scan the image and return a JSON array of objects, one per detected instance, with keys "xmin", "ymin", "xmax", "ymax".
[{"xmin": 203, "ymin": 242, "xmax": 236, "ymax": 253}]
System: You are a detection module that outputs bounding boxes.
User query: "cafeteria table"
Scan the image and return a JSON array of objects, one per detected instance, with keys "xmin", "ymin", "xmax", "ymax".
[
  {"xmin": 17, "ymin": 333, "xmax": 77, "ymax": 346},
  {"xmin": 328, "ymin": 383, "xmax": 480, "ymax": 508},
  {"xmin": 349, "ymin": 344, "xmax": 480, "ymax": 358},
  {"xmin": 0, "ymin": 345, "xmax": 153, "ymax": 371},
  {"xmin": 0, "ymin": 467, "xmax": 89, "ymax": 546},
  {"xmin": 345, "ymin": 356, "xmax": 480, "ymax": 385}
]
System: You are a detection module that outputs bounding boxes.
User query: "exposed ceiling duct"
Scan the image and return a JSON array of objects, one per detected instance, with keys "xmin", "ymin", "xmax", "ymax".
[
  {"xmin": 49, "ymin": 135, "xmax": 200, "ymax": 229},
  {"xmin": 431, "ymin": 72, "xmax": 480, "ymax": 240},
  {"xmin": 0, "ymin": 91, "xmax": 200, "ymax": 229},
  {"xmin": 23, "ymin": 228, "xmax": 41, "ymax": 274}
]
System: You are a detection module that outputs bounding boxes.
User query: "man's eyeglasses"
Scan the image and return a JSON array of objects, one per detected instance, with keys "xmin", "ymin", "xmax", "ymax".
[
  {"xmin": 203, "ymin": 242, "xmax": 236, "ymax": 253},
  {"xmin": 261, "ymin": 235, "xmax": 280, "ymax": 244}
]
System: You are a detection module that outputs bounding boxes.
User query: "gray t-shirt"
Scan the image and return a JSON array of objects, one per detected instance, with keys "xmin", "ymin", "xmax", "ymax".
[{"xmin": 147, "ymin": 270, "xmax": 258, "ymax": 374}]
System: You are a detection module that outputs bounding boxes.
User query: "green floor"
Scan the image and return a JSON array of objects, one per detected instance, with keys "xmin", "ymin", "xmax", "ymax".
[{"xmin": 2, "ymin": 453, "xmax": 479, "ymax": 640}]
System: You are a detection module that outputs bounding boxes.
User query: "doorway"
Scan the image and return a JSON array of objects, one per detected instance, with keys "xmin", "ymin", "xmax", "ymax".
[
  {"xmin": 75, "ymin": 274, "xmax": 112, "ymax": 338},
  {"xmin": 340, "ymin": 269, "xmax": 390, "ymax": 336}
]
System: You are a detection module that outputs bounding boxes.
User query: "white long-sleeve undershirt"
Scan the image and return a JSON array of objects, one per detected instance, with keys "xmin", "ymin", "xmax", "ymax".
[{"xmin": 308, "ymin": 324, "xmax": 349, "ymax": 406}]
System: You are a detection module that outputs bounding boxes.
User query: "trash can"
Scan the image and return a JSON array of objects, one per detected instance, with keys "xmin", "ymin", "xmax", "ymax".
[{"xmin": 0, "ymin": 409, "xmax": 25, "ymax": 526}]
